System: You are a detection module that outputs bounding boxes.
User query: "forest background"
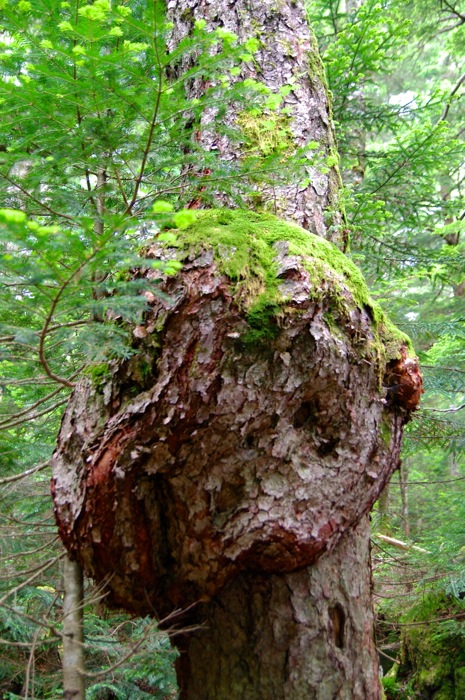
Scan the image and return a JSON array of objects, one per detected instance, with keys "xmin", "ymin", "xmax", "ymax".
[{"xmin": 0, "ymin": 0, "xmax": 464, "ymax": 698}]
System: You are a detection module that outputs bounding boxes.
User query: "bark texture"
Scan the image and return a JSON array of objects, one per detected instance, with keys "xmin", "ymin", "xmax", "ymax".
[
  {"xmin": 175, "ymin": 517, "xmax": 380, "ymax": 699},
  {"xmin": 52, "ymin": 226, "xmax": 411, "ymax": 615},
  {"xmin": 168, "ymin": 0, "xmax": 345, "ymax": 246},
  {"xmin": 52, "ymin": 213, "xmax": 421, "ymax": 697}
]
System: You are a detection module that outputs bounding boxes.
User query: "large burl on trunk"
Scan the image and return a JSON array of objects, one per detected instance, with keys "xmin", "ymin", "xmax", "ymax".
[{"xmin": 52, "ymin": 210, "xmax": 422, "ymax": 698}]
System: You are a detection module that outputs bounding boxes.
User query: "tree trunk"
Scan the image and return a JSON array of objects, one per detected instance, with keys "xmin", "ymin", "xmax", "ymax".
[
  {"xmin": 51, "ymin": 2, "xmax": 423, "ymax": 698},
  {"xmin": 175, "ymin": 517, "xmax": 380, "ymax": 699},
  {"xmin": 62, "ymin": 556, "xmax": 85, "ymax": 700},
  {"xmin": 168, "ymin": 0, "xmax": 346, "ymax": 246},
  {"xmin": 52, "ymin": 218, "xmax": 421, "ymax": 696},
  {"xmin": 399, "ymin": 460, "xmax": 410, "ymax": 539}
]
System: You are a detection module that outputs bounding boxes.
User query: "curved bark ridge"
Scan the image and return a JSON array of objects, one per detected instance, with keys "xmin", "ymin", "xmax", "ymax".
[{"xmin": 52, "ymin": 210, "xmax": 422, "ymax": 616}]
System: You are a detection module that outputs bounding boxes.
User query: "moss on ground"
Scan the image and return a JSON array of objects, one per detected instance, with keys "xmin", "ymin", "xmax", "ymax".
[
  {"xmin": 394, "ymin": 593, "xmax": 465, "ymax": 699},
  {"xmin": 168, "ymin": 208, "xmax": 411, "ymax": 359}
]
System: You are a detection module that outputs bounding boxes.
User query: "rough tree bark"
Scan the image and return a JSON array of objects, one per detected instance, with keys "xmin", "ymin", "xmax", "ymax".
[
  {"xmin": 52, "ymin": 2, "xmax": 423, "ymax": 698},
  {"xmin": 52, "ymin": 211, "xmax": 421, "ymax": 698},
  {"xmin": 167, "ymin": 0, "xmax": 345, "ymax": 245}
]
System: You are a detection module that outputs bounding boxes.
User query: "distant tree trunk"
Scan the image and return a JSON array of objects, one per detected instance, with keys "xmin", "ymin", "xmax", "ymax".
[
  {"xmin": 62, "ymin": 556, "xmax": 85, "ymax": 700},
  {"xmin": 399, "ymin": 460, "xmax": 410, "ymax": 539},
  {"xmin": 52, "ymin": 2, "xmax": 422, "ymax": 699},
  {"xmin": 449, "ymin": 451, "xmax": 459, "ymax": 477},
  {"xmin": 346, "ymin": 0, "xmax": 365, "ymax": 13},
  {"xmin": 377, "ymin": 484, "xmax": 391, "ymax": 536}
]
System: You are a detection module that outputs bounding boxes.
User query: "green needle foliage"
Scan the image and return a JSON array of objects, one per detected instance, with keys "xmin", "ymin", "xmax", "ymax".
[
  {"xmin": 309, "ymin": 0, "xmax": 465, "ymax": 462},
  {"xmin": 0, "ymin": 0, "xmax": 295, "ymax": 397}
]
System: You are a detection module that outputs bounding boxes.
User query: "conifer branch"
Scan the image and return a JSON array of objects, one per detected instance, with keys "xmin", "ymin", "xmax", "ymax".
[
  {"xmin": 37, "ymin": 246, "xmax": 106, "ymax": 387},
  {"xmin": 0, "ymin": 386, "xmax": 67, "ymax": 429},
  {"xmin": 439, "ymin": 71, "xmax": 465, "ymax": 121},
  {"xmin": 0, "ymin": 398, "xmax": 70, "ymax": 431},
  {"xmin": 0, "ymin": 173, "xmax": 75, "ymax": 222},
  {"xmin": 0, "ymin": 554, "xmax": 65, "ymax": 606},
  {"xmin": 125, "ymin": 1, "xmax": 164, "ymax": 213},
  {"xmin": 0, "ymin": 601, "xmax": 63, "ymax": 640}
]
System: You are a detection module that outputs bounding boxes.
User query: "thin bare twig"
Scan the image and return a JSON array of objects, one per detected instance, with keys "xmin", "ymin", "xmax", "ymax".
[
  {"xmin": 81, "ymin": 619, "xmax": 160, "ymax": 678},
  {"xmin": 37, "ymin": 244, "xmax": 108, "ymax": 387},
  {"xmin": 0, "ymin": 553, "xmax": 65, "ymax": 604},
  {"xmin": 0, "ymin": 385, "xmax": 67, "ymax": 429},
  {"xmin": 0, "ymin": 601, "xmax": 62, "ymax": 639},
  {"xmin": 384, "ymin": 612, "xmax": 465, "ymax": 628},
  {"xmin": 1, "ymin": 538, "xmax": 59, "ymax": 563},
  {"xmin": 377, "ymin": 648, "xmax": 400, "ymax": 664},
  {"xmin": 439, "ymin": 71, "xmax": 465, "ymax": 121},
  {"xmin": 0, "ymin": 397, "xmax": 69, "ymax": 431},
  {"xmin": 421, "ymin": 364, "xmax": 465, "ymax": 374},
  {"xmin": 0, "ymin": 636, "xmax": 60, "ymax": 647},
  {"xmin": 0, "ymin": 461, "xmax": 50, "ymax": 486},
  {"xmin": 374, "ymin": 533, "xmax": 430, "ymax": 553},
  {"xmin": 437, "ymin": 19, "xmax": 465, "ymax": 33},
  {"xmin": 441, "ymin": 0, "xmax": 465, "ymax": 21},
  {"xmin": 0, "ymin": 173, "xmax": 76, "ymax": 222},
  {"xmin": 421, "ymin": 402, "xmax": 465, "ymax": 413},
  {"xmin": 390, "ymin": 476, "xmax": 465, "ymax": 485},
  {"xmin": 125, "ymin": 0, "xmax": 164, "ymax": 213},
  {"xmin": 0, "ymin": 319, "xmax": 90, "ymax": 344}
]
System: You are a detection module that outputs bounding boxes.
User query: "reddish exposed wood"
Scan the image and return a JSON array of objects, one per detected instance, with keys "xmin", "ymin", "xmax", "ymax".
[{"xmin": 385, "ymin": 346, "xmax": 423, "ymax": 413}]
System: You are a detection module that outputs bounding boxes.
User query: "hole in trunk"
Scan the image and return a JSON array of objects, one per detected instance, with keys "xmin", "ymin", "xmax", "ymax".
[
  {"xmin": 329, "ymin": 603, "xmax": 346, "ymax": 649},
  {"xmin": 317, "ymin": 437, "xmax": 340, "ymax": 457},
  {"xmin": 292, "ymin": 400, "xmax": 319, "ymax": 429}
]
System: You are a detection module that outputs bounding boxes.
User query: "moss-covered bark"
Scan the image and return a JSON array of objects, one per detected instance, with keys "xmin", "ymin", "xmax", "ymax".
[{"xmin": 52, "ymin": 212, "xmax": 421, "ymax": 699}]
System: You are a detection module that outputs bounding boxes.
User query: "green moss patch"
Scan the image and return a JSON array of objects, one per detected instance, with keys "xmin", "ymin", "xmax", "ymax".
[
  {"xmin": 169, "ymin": 209, "xmax": 411, "ymax": 358},
  {"xmin": 398, "ymin": 593, "xmax": 465, "ymax": 699},
  {"xmin": 85, "ymin": 362, "xmax": 111, "ymax": 392},
  {"xmin": 237, "ymin": 111, "xmax": 295, "ymax": 156}
]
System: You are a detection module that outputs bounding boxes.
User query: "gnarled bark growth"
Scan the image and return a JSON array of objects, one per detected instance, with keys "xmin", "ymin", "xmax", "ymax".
[{"xmin": 52, "ymin": 211, "xmax": 421, "ymax": 697}]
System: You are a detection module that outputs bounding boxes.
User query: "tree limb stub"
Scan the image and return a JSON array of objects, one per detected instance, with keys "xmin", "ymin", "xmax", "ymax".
[{"xmin": 51, "ymin": 210, "xmax": 422, "ymax": 617}]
